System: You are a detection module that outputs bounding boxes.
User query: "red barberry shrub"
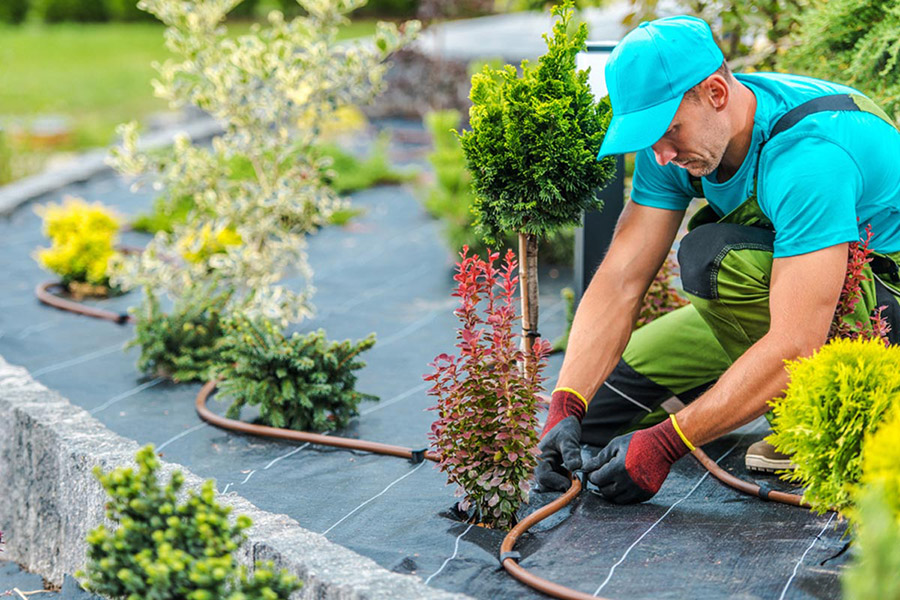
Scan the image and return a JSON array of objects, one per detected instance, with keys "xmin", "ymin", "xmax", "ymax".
[
  {"xmin": 635, "ymin": 253, "xmax": 688, "ymax": 329},
  {"xmin": 426, "ymin": 246, "xmax": 550, "ymax": 529},
  {"xmin": 830, "ymin": 225, "xmax": 892, "ymax": 344}
]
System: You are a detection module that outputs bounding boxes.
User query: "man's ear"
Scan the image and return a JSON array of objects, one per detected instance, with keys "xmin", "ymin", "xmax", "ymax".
[{"xmin": 703, "ymin": 74, "xmax": 730, "ymax": 112}]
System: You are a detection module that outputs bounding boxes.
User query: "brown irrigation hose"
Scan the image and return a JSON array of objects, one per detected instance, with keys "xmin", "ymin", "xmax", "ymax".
[
  {"xmin": 36, "ymin": 281, "xmax": 135, "ymax": 324},
  {"xmin": 689, "ymin": 447, "xmax": 810, "ymax": 508},
  {"xmin": 43, "ymin": 287, "xmax": 816, "ymax": 600},
  {"xmin": 195, "ymin": 380, "xmax": 597, "ymax": 600},
  {"xmin": 195, "ymin": 380, "xmax": 440, "ymax": 462},
  {"xmin": 500, "ymin": 476, "xmax": 611, "ymax": 600}
]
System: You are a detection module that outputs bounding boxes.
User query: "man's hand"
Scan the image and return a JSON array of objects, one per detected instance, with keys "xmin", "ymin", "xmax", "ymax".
[
  {"xmin": 535, "ymin": 390, "xmax": 587, "ymax": 492},
  {"xmin": 583, "ymin": 416, "xmax": 692, "ymax": 503}
]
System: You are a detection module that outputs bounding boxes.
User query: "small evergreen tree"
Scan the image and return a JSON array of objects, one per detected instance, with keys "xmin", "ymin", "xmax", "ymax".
[{"xmin": 458, "ymin": 0, "xmax": 614, "ymax": 358}]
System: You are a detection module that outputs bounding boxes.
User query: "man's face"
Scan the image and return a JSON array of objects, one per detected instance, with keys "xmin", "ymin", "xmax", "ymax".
[{"xmin": 650, "ymin": 92, "xmax": 730, "ymax": 177}]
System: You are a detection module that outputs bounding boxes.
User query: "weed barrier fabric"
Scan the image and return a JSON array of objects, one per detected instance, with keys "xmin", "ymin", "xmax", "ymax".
[
  {"xmin": 0, "ymin": 129, "xmax": 850, "ymax": 599},
  {"xmin": 0, "ymin": 561, "xmax": 101, "ymax": 599}
]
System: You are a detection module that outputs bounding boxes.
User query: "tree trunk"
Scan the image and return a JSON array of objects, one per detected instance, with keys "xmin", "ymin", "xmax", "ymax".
[{"xmin": 518, "ymin": 232, "xmax": 540, "ymax": 369}]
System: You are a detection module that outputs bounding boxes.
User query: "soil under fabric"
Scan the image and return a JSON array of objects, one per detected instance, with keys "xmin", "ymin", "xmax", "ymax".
[{"xmin": 0, "ymin": 127, "xmax": 850, "ymax": 599}]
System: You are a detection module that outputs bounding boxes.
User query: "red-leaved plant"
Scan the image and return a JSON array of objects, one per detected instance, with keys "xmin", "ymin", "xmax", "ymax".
[
  {"xmin": 425, "ymin": 246, "xmax": 550, "ymax": 529},
  {"xmin": 830, "ymin": 225, "xmax": 892, "ymax": 343},
  {"xmin": 636, "ymin": 253, "xmax": 689, "ymax": 329}
]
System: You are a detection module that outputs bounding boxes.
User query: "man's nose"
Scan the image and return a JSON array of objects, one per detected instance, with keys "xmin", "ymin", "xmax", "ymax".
[{"xmin": 652, "ymin": 142, "xmax": 677, "ymax": 166}]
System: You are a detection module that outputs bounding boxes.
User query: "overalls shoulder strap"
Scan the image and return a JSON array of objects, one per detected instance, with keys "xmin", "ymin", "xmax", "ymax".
[{"xmin": 687, "ymin": 93, "xmax": 897, "ymax": 231}]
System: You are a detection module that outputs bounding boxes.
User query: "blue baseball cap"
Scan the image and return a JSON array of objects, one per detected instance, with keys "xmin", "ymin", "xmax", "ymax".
[{"xmin": 597, "ymin": 16, "xmax": 724, "ymax": 159}]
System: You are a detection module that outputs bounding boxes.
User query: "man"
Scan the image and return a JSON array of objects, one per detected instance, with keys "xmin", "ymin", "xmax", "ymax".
[{"xmin": 536, "ymin": 15, "xmax": 900, "ymax": 503}]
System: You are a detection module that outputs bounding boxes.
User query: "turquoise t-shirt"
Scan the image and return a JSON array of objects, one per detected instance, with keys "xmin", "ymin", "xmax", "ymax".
[{"xmin": 630, "ymin": 73, "xmax": 900, "ymax": 258}]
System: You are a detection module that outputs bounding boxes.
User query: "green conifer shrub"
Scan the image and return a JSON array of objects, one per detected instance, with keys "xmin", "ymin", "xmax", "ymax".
[
  {"xmin": 128, "ymin": 284, "xmax": 233, "ymax": 382},
  {"xmin": 767, "ymin": 338, "xmax": 900, "ymax": 514},
  {"xmin": 458, "ymin": 0, "xmax": 614, "ymax": 352},
  {"xmin": 421, "ymin": 109, "xmax": 575, "ymax": 266},
  {"xmin": 216, "ymin": 316, "xmax": 377, "ymax": 431},
  {"xmin": 779, "ymin": 0, "xmax": 900, "ymax": 121},
  {"xmin": 80, "ymin": 445, "xmax": 301, "ymax": 599}
]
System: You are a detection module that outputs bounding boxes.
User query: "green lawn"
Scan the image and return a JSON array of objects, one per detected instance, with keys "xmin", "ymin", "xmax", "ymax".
[{"xmin": 0, "ymin": 18, "xmax": 381, "ymax": 178}]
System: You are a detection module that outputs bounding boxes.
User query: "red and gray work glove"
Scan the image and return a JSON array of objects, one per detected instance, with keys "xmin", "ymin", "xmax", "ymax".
[
  {"xmin": 535, "ymin": 389, "xmax": 587, "ymax": 492},
  {"xmin": 582, "ymin": 415, "xmax": 694, "ymax": 504}
]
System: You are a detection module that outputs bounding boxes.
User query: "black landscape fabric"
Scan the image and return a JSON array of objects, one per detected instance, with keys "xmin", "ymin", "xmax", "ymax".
[{"xmin": 0, "ymin": 128, "xmax": 849, "ymax": 599}]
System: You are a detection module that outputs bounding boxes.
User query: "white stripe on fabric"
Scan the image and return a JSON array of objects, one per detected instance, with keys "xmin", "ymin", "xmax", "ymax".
[{"xmin": 778, "ymin": 512, "xmax": 837, "ymax": 600}]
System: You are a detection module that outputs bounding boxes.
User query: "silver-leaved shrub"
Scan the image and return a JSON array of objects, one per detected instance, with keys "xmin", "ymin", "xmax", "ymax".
[{"xmin": 110, "ymin": 0, "xmax": 419, "ymax": 324}]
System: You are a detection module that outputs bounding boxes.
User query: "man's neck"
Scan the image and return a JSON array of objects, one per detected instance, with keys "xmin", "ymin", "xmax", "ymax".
[{"xmin": 716, "ymin": 82, "xmax": 757, "ymax": 183}]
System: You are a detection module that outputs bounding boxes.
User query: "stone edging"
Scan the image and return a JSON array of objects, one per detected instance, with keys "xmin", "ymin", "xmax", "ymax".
[
  {"xmin": 0, "ymin": 117, "xmax": 224, "ymax": 217},
  {"xmin": 0, "ymin": 355, "xmax": 472, "ymax": 600}
]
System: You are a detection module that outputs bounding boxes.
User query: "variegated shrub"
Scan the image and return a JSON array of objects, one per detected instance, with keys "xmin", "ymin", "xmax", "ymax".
[{"xmin": 110, "ymin": 0, "xmax": 419, "ymax": 323}]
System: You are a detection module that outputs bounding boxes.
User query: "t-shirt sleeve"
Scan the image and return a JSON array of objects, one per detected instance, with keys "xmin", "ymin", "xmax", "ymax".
[
  {"xmin": 630, "ymin": 148, "xmax": 694, "ymax": 211},
  {"xmin": 759, "ymin": 135, "xmax": 862, "ymax": 258}
]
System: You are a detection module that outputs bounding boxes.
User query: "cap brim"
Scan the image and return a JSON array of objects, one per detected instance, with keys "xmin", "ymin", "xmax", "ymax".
[{"xmin": 597, "ymin": 94, "xmax": 683, "ymax": 160}]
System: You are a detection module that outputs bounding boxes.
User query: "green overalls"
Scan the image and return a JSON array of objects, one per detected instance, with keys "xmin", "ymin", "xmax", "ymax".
[{"xmin": 580, "ymin": 94, "xmax": 900, "ymax": 448}]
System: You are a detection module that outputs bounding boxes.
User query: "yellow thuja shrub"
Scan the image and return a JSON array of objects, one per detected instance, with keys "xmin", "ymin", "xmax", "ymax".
[
  {"xmin": 35, "ymin": 197, "xmax": 120, "ymax": 286},
  {"xmin": 178, "ymin": 224, "xmax": 242, "ymax": 265},
  {"xmin": 858, "ymin": 406, "xmax": 900, "ymax": 523},
  {"xmin": 768, "ymin": 337, "xmax": 900, "ymax": 515}
]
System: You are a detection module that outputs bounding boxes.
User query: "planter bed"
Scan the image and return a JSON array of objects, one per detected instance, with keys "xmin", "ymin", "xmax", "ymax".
[{"xmin": 0, "ymin": 136, "xmax": 849, "ymax": 599}]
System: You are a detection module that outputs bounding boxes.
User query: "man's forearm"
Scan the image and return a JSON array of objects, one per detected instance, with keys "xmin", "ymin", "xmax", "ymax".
[{"xmin": 675, "ymin": 329, "xmax": 819, "ymax": 446}]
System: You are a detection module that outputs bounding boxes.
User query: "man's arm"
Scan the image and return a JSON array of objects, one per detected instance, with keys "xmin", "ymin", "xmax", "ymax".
[
  {"xmin": 582, "ymin": 242, "xmax": 848, "ymax": 503},
  {"xmin": 534, "ymin": 201, "xmax": 683, "ymax": 491},
  {"xmin": 676, "ymin": 242, "xmax": 848, "ymax": 445},
  {"xmin": 557, "ymin": 201, "xmax": 685, "ymax": 398}
]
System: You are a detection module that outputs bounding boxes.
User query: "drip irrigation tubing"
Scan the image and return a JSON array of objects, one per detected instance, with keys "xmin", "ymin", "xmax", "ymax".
[{"xmin": 36, "ymin": 281, "xmax": 816, "ymax": 600}]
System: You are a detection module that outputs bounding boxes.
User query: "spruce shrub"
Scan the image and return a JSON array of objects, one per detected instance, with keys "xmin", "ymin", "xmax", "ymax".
[
  {"xmin": 128, "ymin": 284, "xmax": 232, "ymax": 382},
  {"xmin": 216, "ymin": 316, "xmax": 377, "ymax": 431},
  {"xmin": 34, "ymin": 197, "xmax": 120, "ymax": 289},
  {"xmin": 80, "ymin": 445, "xmax": 301, "ymax": 599},
  {"xmin": 767, "ymin": 338, "xmax": 900, "ymax": 514}
]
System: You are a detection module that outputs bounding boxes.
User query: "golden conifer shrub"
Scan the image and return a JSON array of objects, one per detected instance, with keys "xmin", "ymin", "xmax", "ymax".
[
  {"xmin": 35, "ymin": 196, "xmax": 120, "ymax": 289},
  {"xmin": 768, "ymin": 338, "xmax": 900, "ymax": 515}
]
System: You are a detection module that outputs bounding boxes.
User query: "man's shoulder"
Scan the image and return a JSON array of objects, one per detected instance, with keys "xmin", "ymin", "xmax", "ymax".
[{"xmin": 736, "ymin": 72, "xmax": 860, "ymax": 99}]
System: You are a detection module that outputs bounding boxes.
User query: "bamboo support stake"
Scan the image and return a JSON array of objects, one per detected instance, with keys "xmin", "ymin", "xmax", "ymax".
[{"xmin": 518, "ymin": 232, "xmax": 540, "ymax": 368}]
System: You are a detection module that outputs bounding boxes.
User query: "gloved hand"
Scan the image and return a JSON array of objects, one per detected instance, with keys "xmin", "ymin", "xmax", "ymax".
[
  {"xmin": 582, "ymin": 415, "xmax": 693, "ymax": 504},
  {"xmin": 535, "ymin": 389, "xmax": 587, "ymax": 492}
]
